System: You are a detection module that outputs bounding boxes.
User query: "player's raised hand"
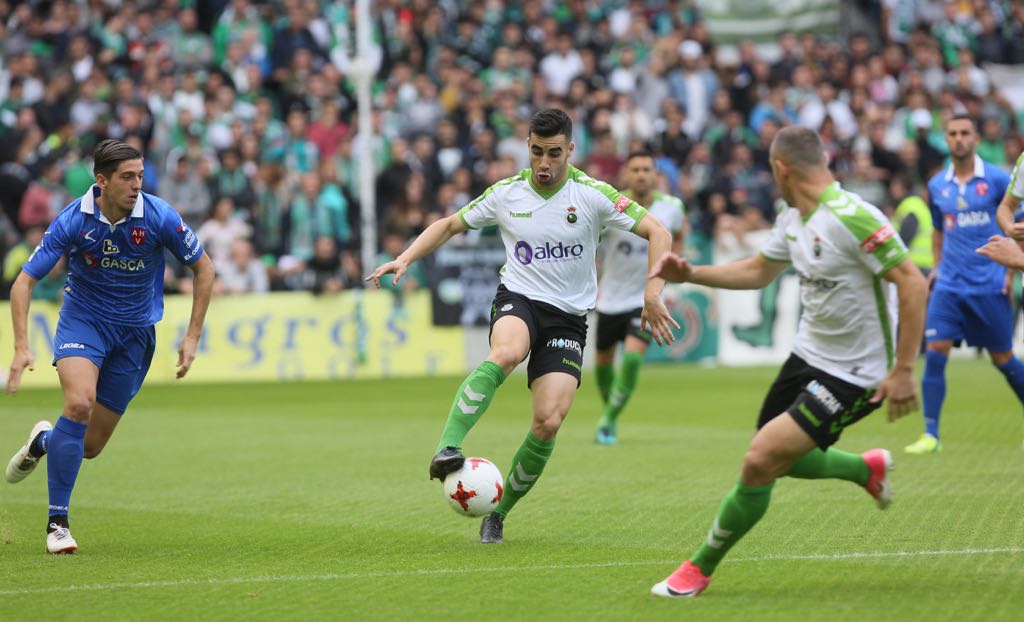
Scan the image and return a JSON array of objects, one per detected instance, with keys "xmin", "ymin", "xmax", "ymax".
[
  {"xmin": 365, "ymin": 259, "xmax": 408, "ymax": 289},
  {"xmin": 176, "ymin": 335, "xmax": 198, "ymax": 379},
  {"xmin": 649, "ymin": 252, "xmax": 693, "ymax": 283},
  {"xmin": 6, "ymin": 347, "xmax": 34, "ymax": 396},
  {"xmin": 641, "ymin": 296, "xmax": 680, "ymax": 346},
  {"xmin": 870, "ymin": 367, "xmax": 918, "ymax": 422}
]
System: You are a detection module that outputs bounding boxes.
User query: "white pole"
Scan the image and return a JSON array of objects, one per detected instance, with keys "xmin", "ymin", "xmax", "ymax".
[{"xmin": 355, "ymin": 0, "xmax": 376, "ymax": 277}]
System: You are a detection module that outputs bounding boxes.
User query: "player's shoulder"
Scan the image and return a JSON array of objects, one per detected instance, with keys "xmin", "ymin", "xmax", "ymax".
[
  {"xmin": 140, "ymin": 191, "xmax": 180, "ymax": 223},
  {"xmin": 55, "ymin": 195, "xmax": 85, "ymax": 220},
  {"xmin": 651, "ymin": 190, "xmax": 684, "ymax": 208},
  {"xmin": 486, "ymin": 169, "xmax": 529, "ymax": 195},
  {"xmin": 981, "ymin": 159, "xmax": 1010, "ymax": 184},
  {"xmin": 925, "ymin": 164, "xmax": 950, "ymax": 190},
  {"xmin": 567, "ymin": 165, "xmax": 621, "ymax": 204},
  {"xmin": 819, "ymin": 184, "xmax": 888, "ymax": 235},
  {"xmin": 1013, "ymin": 151, "xmax": 1024, "ymax": 171}
]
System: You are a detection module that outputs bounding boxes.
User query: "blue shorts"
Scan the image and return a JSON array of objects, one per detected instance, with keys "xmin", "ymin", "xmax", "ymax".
[
  {"xmin": 925, "ymin": 288, "xmax": 1014, "ymax": 351},
  {"xmin": 52, "ymin": 313, "xmax": 156, "ymax": 415}
]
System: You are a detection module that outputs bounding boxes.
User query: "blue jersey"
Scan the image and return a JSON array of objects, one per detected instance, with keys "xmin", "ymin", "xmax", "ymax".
[
  {"xmin": 23, "ymin": 185, "xmax": 204, "ymax": 326},
  {"xmin": 928, "ymin": 155, "xmax": 1010, "ymax": 295}
]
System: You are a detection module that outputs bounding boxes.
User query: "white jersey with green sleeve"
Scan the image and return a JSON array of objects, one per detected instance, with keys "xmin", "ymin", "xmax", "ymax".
[
  {"xmin": 458, "ymin": 165, "xmax": 648, "ymax": 316},
  {"xmin": 1008, "ymin": 152, "xmax": 1024, "ymax": 200},
  {"xmin": 759, "ymin": 182, "xmax": 909, "ymax": 387},
  {"xmin": 596, "ymin": 191, "xmax": 685, "ymax": 314}
]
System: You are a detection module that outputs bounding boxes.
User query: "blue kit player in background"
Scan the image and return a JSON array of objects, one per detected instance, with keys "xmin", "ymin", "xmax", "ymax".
[
  {"xmin": 4, "ymin": 139, "xmax": 215, "ymax": 553},
  {"xmin": 905, "ymin": 115, "xmax": 1024, "ymax": 455}
]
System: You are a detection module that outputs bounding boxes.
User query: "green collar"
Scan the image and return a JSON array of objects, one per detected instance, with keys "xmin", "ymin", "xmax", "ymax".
[{"xmin": 528, "ymin": 168, "xmax": 570, "ymax": 199}]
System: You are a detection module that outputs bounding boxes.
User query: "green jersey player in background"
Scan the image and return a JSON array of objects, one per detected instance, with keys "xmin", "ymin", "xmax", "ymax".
[
  {"xmin": 366, "ymin": 109, "xmax": 678, "ymax": 543},
  {"xmin": 593, "ymin": 152, "xmax": 685, "ymax": 445},
  {"xmin": 647, "ymin": 126, "xmax": 927, "ymax": 598}
]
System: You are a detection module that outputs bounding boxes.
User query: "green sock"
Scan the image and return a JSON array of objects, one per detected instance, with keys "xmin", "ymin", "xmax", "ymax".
[
  {"xmin": 691, "ymin": 481, "xmax": 774, "ymax": 576},
  {"xmin": 595, "ymin": 362, "xmax": 614, "ymax": 404},
  {"xmin": 436, "ymin": 361, "xmax": 506, "ymax": 452},
  {"xmin": 494, "ymin": 432, "xmax": 555, "ymax": 518},
  {"xmin": 785, "ymin": 448, "xmax": 869, "ymax": 484},
  {"xmin": 600, "ymin": 351, "xmax": 643, "ymax": 429}
]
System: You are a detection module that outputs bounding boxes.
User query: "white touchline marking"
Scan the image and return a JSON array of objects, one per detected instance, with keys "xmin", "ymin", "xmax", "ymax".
[{"xmin": 0, "ymin": 547, "xmax": 1019, "ymax": 596}]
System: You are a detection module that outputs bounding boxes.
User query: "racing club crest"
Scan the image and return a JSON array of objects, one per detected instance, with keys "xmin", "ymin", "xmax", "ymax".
[
  {"xmin": 130, "ymin": 227, "xmax": 146, "ymax": 245},
  {"xmin": 976, "ymin": 181, "xmax": 989, "ymax": 196}
]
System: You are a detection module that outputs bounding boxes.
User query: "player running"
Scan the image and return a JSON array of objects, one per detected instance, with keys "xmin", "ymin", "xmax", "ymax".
[
  {"xmin": 367, "ymin": 108, "xmax": 678, "ymax": 543},
  {"xmin": 904, "ymin": 115, "xmax": 1024, "ymax": 455},
  {"xmin": 593, "ymin": 151, "xmax": 685, "ymax": 445},
  {"xmin": 5, "ymin": 139, "xmax": 214, "ymax": 554},
  {"xmin": 648, "ymin": 126, "xmax": 926, "ymax": 598}
]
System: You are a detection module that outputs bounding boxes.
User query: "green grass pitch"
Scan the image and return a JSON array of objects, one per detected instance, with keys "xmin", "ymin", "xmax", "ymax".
[{"xmin": 1, "ymin": 359, "xmax": 1022, "ymax": 620}]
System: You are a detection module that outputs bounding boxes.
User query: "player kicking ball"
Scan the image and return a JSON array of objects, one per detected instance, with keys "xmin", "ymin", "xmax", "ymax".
[
  {"xmin": 367, "ymin": 109, "xmax": 678, "ymax": 543},
  {"xmin": 648, "ymin": 127, "xmax": 927, "ymax": 597},
  {"xmin": 5, "ymin": 139, "xmax": 214, "ymax": 554}
]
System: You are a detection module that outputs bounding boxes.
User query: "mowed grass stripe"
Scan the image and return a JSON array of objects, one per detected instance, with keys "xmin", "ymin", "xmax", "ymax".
[{"xmin": 0, "ymin": 546, "xmax": 1020, "ymax": 596}]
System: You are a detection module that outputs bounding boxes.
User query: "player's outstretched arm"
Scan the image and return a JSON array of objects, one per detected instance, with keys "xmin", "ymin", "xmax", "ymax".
[
  {"xmin": 871, "ymin": 258, "xmax": 927, "ymax": 421},
  {"xmin": 650, "ymin": 252, "xmax": 787, "ymax": 290},
  {"xmin": 634, "ymin": 215, "xmax": 680, "ymax": 345},
  {"xmin": 6, "ymin": 271, "xmax": 38, "ymax": 395},
  {"xmin": 178, "ymin": 251, "xmax": 215, "ymax": 379},
  {"xmin": 365, "ymin": 213, "xmax": 469, "ymax": 288}
]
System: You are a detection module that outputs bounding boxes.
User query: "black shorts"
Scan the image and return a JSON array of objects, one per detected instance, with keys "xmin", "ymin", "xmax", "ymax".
[
  {"xmin": 489, "ymin": 285, "xmax": 588, "ymax": 387},
  {"xmin": 596, "ymin": 308, "xmax": 652, "ymax": 351},
  {"xmin": 757, "ymin": 354, "xmax": 879, "ymax": 450}
]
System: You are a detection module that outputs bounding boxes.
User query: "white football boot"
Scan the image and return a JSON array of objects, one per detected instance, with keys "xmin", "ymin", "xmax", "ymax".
[
  {"xmin": 5, "ymin": 420, "xmax": 53, "ymax": 483},
  {"xmin": 46, "ymin": 523, "xmax": 78, "ymax": 555}
]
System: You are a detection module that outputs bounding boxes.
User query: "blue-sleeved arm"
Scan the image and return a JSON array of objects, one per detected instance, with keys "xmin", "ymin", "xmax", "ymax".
[
  {"xmin": 160, "ymin": 205, "xmax": 204, "ymax": 265},
  {"xmin": 22, "ymin": 212, "xmax": 72, "ymax": 280}
]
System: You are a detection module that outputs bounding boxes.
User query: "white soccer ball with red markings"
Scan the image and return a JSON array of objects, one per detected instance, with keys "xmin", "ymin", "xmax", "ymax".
[{"xmin": 443, "ymin": 457, "xmax": 504, "ymax": 517}]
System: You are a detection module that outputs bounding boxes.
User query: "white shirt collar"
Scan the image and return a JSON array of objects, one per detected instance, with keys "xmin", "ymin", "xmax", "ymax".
[
  {"xmin": 79, "ymin": 184, "xmax": 145, "ymax": 223},
  {"xmin": 943, "ymin": 154, "xmax": 985, "ymax": 182}
]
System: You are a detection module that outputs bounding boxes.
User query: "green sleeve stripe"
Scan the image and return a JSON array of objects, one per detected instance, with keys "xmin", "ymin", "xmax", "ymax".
[
  {"xmin": 460, "ymin": 174, "xmax": 521, "ymax": 215},
  {"xmin": 629, "ymin": 207, "xmax": 650, "ymax": 233},
  {"xmin": 571, "ymin": 166, "xmax": 622, "ymax": 203},
  {"xmin": 1009, "ymin": 152, "xmax": 1024, "ymax": 199},
  {"xmin": 458, "ymin": 210, "xmax": 476, "ymax": 230},
  {"xmin": 760, "ymin": 252, "xmax": 790, "ymax": 263},
  {"xmin": 625, "ymin": 202, "xmax": 647, "ymax": 223},
  {"xmin": 571, "ymin": 166, "xmax": 649, "ymax": 227},
  {"xmin": 826, "ymin": 190, "xmax": 909, "ymax": 270}
]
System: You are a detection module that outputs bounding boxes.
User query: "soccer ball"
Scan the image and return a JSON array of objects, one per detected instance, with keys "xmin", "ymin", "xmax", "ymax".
[{"xmin": 443, "ymin": 457, "xmax": 504, "ymax": 517}]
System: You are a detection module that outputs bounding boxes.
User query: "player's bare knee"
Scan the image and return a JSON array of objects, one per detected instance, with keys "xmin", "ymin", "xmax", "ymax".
[
  {"xmin": 989, "ymin": 350, "xmax": 1013, "ymax": 367},
  {"xmin": 83, "ymin": 445, "xmax": 103, "ymax": 460},
  {"xmin": 488, "ymin": 346, "xmax": 524, "ymax": 373},
  {"xmin": 533, "ymin": 412, "xmax": 567, "ymax": 440},
  {"xmin": 741, "ymin": 448, "xmax": 778, "ymax": 485},
  {"xmin": 63, "ymin": 396, "xmax": 94, "ymax": 423}
]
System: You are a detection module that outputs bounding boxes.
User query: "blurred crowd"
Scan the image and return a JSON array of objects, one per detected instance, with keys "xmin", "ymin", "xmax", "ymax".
[{"xmin": 1, "ymin": 0, "xmax": 1023, "ymax": 300}]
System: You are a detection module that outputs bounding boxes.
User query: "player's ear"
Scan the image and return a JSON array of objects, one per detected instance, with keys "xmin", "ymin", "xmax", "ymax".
[
  {"xmin": 772, "ymin": 158, "xmax": 788, "ymax": 179},
  {"xmin": 568, "ymin": 141, "xmax": 575, "ymax": 157}
]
